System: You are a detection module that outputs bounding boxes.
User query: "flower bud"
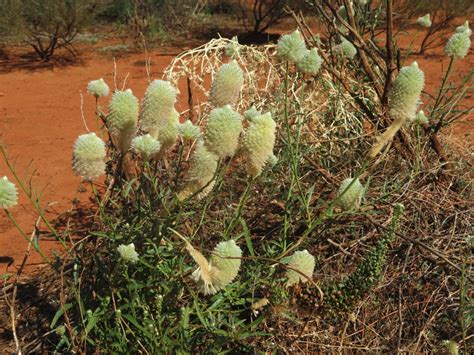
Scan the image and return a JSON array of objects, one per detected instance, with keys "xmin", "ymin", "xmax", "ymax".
[
  {"xmin": 87, "ymin": 78, "xmax": 110, "ymax": 98},
  {"xmin": 131, "ymin": 134, "xmax": 161, "ymax": 159},
  {"xmin": 276, "ymin": 30, "xmax": 307, "ymax": 63},
  {"xmin": 337, "ymin": 177, "xmax": 364, "ymax": 211}
]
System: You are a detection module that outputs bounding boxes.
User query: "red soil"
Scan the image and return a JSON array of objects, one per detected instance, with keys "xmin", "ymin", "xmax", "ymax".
[{"xmin": 0, "ymin": 26, "xmax": 472, "ymax": 275}]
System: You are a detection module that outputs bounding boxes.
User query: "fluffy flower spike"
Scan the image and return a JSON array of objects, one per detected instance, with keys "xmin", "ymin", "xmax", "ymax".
[
  {"xmin": 335, "ymin": 38, "xmax": 357, "ymax": 58},
  {"xmin": 140, "ymin": 80, "xmax": 178, "ymax": 137},
  {"xmin": 178, "ymin": 120, "xmax": 201, "ymax": 140},
  {"xmin": 297, "ymin": 48, "xmax": 322, "ymax": 75},
  {"xmin": 276, "ymin": 30, "xmax": 307, "ymax": 63},
  {"xmin": 157, "ymin": 108, "xmax": 179, "ymax": 153},
  {"xmin": 108, "ymin": 89, "xmax": 139, "ymax": 152},
  {"xmin": 225, "ymin": 36, "xmax": 240, "ymax": 58},
  {"xmin": 131, "ymin": 134, "xmax": 161, "ymax": 159},
  {"xmin": 242, "ymin": 112, "xmax": 276, "ymax": 176},
  {"xmin": 117, "ymin": 243, "xmax": 139, "ymax": 263},
  {"xmin": 286, "ymin": 250, "xmax": 315, "ymax": 287},
  {"xmin": 445, "ymin": 30, "xmax": 471, "ymax": 59},
  {"xmin": 337, "ymin": 177, "xmax": 364, "ymax": 210},
  {"xmin": 209, "ymin": 60, "xmax": 244, "ymax": 108},
  {"xmin": 87, "ymin": 78, "xmax": 110, "ymax": 97},
  {"xmin": 456, "ymin": 21, "xmax": 472, "ymax": 36},
  {"xmin": 417, "ymin": 14, "xmax": 431, "ymax": 28},
  {"xmin": 204, "ymin": 105, "xmax": 242, "ymax": 158},
  {"xmin": 72, "ymin": 133, "xmax": 106, "ymax": 180},
  {"xmin": 178, "ymin": 142, "xmax": 218, "ymax": 200},
  {"xmin": 243, "ymin": 106, "xmax": 261, "ymax": 122},
  {"xmin": 0, "ymin": 176, "xmax": 18, "ymax": 209},
  {"xmin": 185, "ymin": 239, "xmax": 242, "ymax": 295}
]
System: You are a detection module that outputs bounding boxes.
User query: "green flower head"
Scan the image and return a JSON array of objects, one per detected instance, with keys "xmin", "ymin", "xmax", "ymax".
[
  {"xmin": 286, "ymin": 250, "xmax": 315, "ymax": 287},
  {"xmin": 117, "ymin": 243, "xmax": 139, "ymax": 263},
  {"xmin": 276, "ymin": 30, "xmax": 307, "ymax": 63},
  {"xmin": 243, "ymin": 106, "xmax": 261, "ymax": 122},
  {"xmin": 72, "ymin": 132, "xmax": 106, "ymax": 180},
  {"xmin": 204, "ymin": 105, "xmax": 242, "ymax": 158},
  {"xmin": 157, "ymin": 108, "xmax": 179, "ymax": 153},
  {"xmin": 417, "ymin": 14, "xmax": 431, "ymax": 28},
  {"xmin": 140, "ymin": 80, "xmax": 178, "ymax": 137},
  {"xmin": 131, "ymin": 134, "xmax": 161, "ymax": 159},
  {"xmin": 209, "ymin": 240, "xmax": 242, "ymax": 291},
  {"xmin": 456, "ymin": 21, "xmax": 472, "ymax": 36},
  {"xmin": 337, "ymin": 177, "xmax": 364, "ymax": 211},
  {"xmin": 335, "ymin": 38, "xmax": 357, "ymax": 59},
  {"xmin": 209, "ymin": 60, "xmax": 244, "ymax": 108},
  {"xmin": 225, "ymin": 36, "xmax": 240, "ymax": 58},
  {"xmin": 242, "ymin": 112, "xmax": 276, "ymax": 176},
  {"xmin": 87, "ymin": 78, "xmax": 110, "ymax": 98},
  {"xmin": 297, "ymin": 48, "xmax": 322, "ymax": 75},
  {"xmin": 0, "ymin": 176, "xmax": 18, "ymax": 209},
  {"xmin": 388, "ymin": 62, "xmax": 425, "ymax": 121},
  {"xmin": 414, "ymin": 110, "xmax": 429, "ymax": 125},
  {"xmin": 445, "ymin": 31, "xmax": 471, "ymax": 59},
  {"xmin": 178, "ymin": 120, "xmax": 201, "ymax": 140},
  {"xmin": 108, "ymin": 89, "xmax": 139, "ymax": 152}
]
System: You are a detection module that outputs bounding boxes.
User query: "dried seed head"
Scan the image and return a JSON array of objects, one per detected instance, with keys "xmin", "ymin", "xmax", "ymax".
[
  {"xmin": 286, "ymin": 250, "xmax": 315, "ymax": 287},
  {"xmin": 204, "ymin": 105, "xmax": 242, "ymax": 158},
  {"xmin": 388, "ymin": 62, "xmax": 425, "ymax": 121},
  {"xmin": 242, "ymin": 112, "xmax": 276, "ymax": 176},
  {"xmin": 209, "ymin": 60, "xmax": 244, "ymax": 108},
  {"xmin": 87, "ymin": 78, "xmax": 110, "ymax": 98},
  {"xmin": 131, "ymin": 134, "xmax": 161, "ymax": 159},
  {"xmin": 0, "ymin": 176, "xmax": 18, "ymax": 209},
  {"xmin": 108, "ymin": 89, "xmax": 139, "ymax": 152},
  {"xmin": 140, "ymin": 80, "xmax": 178, "ymax": 137},
  {"xmin": 72, "ymin": 133, "xmax": 106, "ymax": 180},
  {"xmin": 276, "ymin": 30, "xmax": 307, "ymax": 63},
  {"xmin": 297, "ymin": 48, "xmax": 322, "ymax": 75},
  {"xmin": 416, "ymin": 14, "xmax": 431, "ymax": 28},
  {"xmin": 337, "ymin": 177, "xmax": 364, "ymax": 211}
]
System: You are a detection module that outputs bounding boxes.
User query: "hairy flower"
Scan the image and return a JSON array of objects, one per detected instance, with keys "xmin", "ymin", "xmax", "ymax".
[
  {"xmin": 276, "ymin": 30, "xmax": 307, "ymax": 63},
  {"xmin": 87, "ymin": 78, "xmax": 110, "ymax": 97},
  {"xmin": 243, "ymin": 106, "xmax": 261, "ymax": 122},
  {"xmin": 388, "ymin": 62, "xmax": 424, "ymax": 121},
  {"xmin": 117, "ymin": 243, "xmax": 139, "ymax": 263},
  {"xmin": 445, "ymin": 31, "xmax": 471, "ymax": 59},
  {"xmin": 242, "ymin": 112, "xmax": 276, "ymax": 176},
  {"xmin": 414, "ymin": 110, "xmax": 429, "ymax": 125},
  {"xmin": 456, "ymin": 21, "xmax": 472, "ymax": 36},
  {"xmin": 337, "ymin": 177, "xmax": 364, "ymax": 210},
  {"xmin": 225, "ymin": 36, "xmax": 240, "ymax": 58},
  {"xmin": 335, "ymin": 38, "xmax": 357, "ymax": 58},
  {"xmin": 108, "ymin": 89, "xmax": 139, "ymax": 152},
  {"xmin": 186, "ymin": 239, "xmax": 242, "ymax": 295},
  {"xmin": 72, "ymin": 133, "xmax": 106, "ymax": 180},
  {"xmin": 209, "ymin": 60, "xmax": 244, "ymax": 108},
  {"xmin": 140, "ymin": 80, "xmax": 178, "ymax": 137},
  {"xmin": 417, "ymin": 14, "xmax": 431, "ymax": 28},
  {"xmin": 178, "ymin": 142, "xmax": 218, "ymax": 200},
  {"xmin": 157, "ymin": 108, "xmax": 179, "ymax": 153},
  {"xmin": 297, "ymin": 48, "xmax": 322, "ymax": 75},
  {"xmin": 0, "ymin": 176, "xmax": 18, "ymax": 209},
  {"xmin": 131, "ymin": 134, "xmax": 161, "ymax": 159},
  {"xmin": 204, "ymin": 105, "xmax": 242, "ymax": 158},
  {"xmin": 286, "ymin": 250, "xmax": 315, "ymax": 287},
  {"xmin": 178, "ymin": 120, "xmax": 201, "ymax": 140}
]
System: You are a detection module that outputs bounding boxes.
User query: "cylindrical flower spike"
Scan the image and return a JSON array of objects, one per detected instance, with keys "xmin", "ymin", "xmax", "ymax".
[
  {"xmin": 209, "ymin": 60, "xmax": 244, "ymax": 108},
  {"xmin": 417, "ymin": 14, "xmax": 432, "ymax": 28},
  {"xmin": 337, "ymin": 177, "xmax": 364, "ymax": 211},
  {"xmin": 178, "ymin": 141, "xmax": 218, "ymax": 200},
  {"xmin": 87, "ymin": 78, "xmax": 110, "ymax": 98},
  {"xmin": 157, "ymin": 108, "xmax": 179, "ymax": 153},
  {"xmin": 185, "ymin": 239, "xmax": 242, "ymax": 295},
  {"xmin": 242, "ymin": 112, "xmax": 276, "ymax": 176},
  {"xmin": 140, "ymin": 80, "xmax": 178, "ymax": 137},
  {"xmin": 204, "ymin": 105, "xmax": 242, "ymax": 159},
  {"xmin": 297, "ymin": 48, "xmax": 322, "ymax": 75},
  {"xmin": 445, "ymin": 31, "xmax": 471, "ymax": 59},
  {"xmin": 276, "ymin": 30, "xmax": 307, "ymax": 63},
  {"xmin": 225, "ymin": 36, "xmax": 240, "ymax": 58},
  {"xmin": 0, "ymin": 176, "xmax": 18, "ymax": 209},
  {"xmin": 286, "ymin": 250, "xmax": 315, "ymax": 287},
  {"xmin": 108, "ymin": 89, "xmax": 139, "ymax": 152},
  {"xmin": 369, "ymin": 62, "xmax": 424, "ymax": 157},
  {"xmin": 72, "ymin": 133, "xmax": 106, "ymax": 180},
  {"xmin": 131, "ymin": 134, "xmax": 161, "ymax": 160}
]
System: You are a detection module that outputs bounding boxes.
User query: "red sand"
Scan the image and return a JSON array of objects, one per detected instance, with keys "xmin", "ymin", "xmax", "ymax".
[{"xmin": 0, "ymin": 29, "xmax": 472, "ymax": 275}]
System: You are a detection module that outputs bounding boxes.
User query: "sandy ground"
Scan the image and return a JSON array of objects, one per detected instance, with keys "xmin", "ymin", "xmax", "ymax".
[{"xmin": 0, "ymin": 26, "xmax": 472, "ymax": 275}]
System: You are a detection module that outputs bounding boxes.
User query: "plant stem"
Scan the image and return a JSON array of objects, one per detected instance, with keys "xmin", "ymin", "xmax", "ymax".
[{"xmin": 432, "ymin": 56, "xmax": 455, "ymax": 115}]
